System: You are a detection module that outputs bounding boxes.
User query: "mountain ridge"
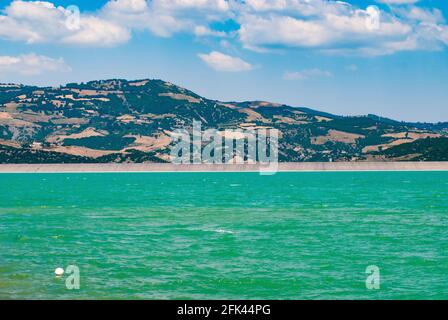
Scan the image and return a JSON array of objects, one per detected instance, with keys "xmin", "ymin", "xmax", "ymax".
[
  {"xmin": 1, "ymin": 78, "xmax": 447, "ymax": 163},
  {"xmin": 3, "ymin": 79, "xmax": 448, "ymax": 126}
]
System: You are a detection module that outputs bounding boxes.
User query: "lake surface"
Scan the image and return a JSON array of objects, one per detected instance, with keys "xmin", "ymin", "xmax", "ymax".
[{"xmin": 1, "ymin": 172, "xmax": 447, "ymax": 299}]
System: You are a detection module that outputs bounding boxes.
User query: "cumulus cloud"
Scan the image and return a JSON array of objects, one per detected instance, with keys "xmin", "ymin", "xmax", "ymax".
[
  {"xmin": 376, "ymin": 0, "xmax": 420, "ymax": 5},
  {"xmin": 238, "ymin": 1, "xmax": 448, "ymax": 56},
  {"xmin": 194, "ymin": 25, "xmax": 226, "ymax": 37},
  {"xmin": 153, "ymin": 0, "xmax": 229, "ymax": 12},
  {"xmin": 61, "ymin": 16, "xmax": 130, "ymax": 45},
  {"xmin": 101, "ymin": 0, "xmax": 231, "ymax": 37},
  {"xmin": 198, "ymin": 51, "xmax": 253, "ymax": 72},
  {"xmin": 393, "ymin": 6, "xmax": 445, "ymax": 24},
  {"xmin": 237, "ymin": 3, "xmax": 415, "ymax": 55},
  {"xmin": 241, "ymin": 0, "xmax": 348, "ymax": 16},
  {"xmin": 283, "ymin": 69, "xmax": 333, "ymax": 80},
  {"xmin": 0, "ymin": 0, "xmax": 447, "ymax": 56},
  {"xmin": 0, "ymin": 0, "xmax": 130, "ymax": 46},
  {"xmin": 0, "ymin": 53, "xmax": 71, "ymax": 75}
]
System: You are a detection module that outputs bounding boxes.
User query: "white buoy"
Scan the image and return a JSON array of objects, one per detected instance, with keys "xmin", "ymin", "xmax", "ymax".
[{"xmin": 55, "ymin": 267, "xmax": 64, "ymax": 276}]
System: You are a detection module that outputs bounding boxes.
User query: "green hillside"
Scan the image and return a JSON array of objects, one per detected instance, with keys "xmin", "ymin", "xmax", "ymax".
[{"xmin": 0, "ymin": 79, "xmax": 447, "ymax": 163}]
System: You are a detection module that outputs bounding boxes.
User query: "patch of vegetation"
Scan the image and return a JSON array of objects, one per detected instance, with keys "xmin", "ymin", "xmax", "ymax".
[
  {"xmin": 1, "ymin": 78, "xmax": 447, "ymax": 163},
  {"xmin": 63, "ymin": 135, "xmax": 136, "ymax": 150},
  {"xmin": 95, "ymin": 149, "xmax": 168, "ymax": 163},
  {"xmin": 0, "ymin": 145, "xmax": 92, "ymax": 163},
  {"xmin": 377, "ymin": 137, "xmax": 448, "ymax": 161}
]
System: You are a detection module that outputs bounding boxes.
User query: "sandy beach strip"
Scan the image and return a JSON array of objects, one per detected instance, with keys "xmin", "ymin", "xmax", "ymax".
[{"xmin": 0, "ymin": 162, "xmax": 448, "ymax": 173}]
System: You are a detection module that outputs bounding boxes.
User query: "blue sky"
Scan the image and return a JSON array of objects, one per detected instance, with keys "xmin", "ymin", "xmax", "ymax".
[{"xmin": 0, "ymin": 0, "xmax": 447, "ymax": 122}]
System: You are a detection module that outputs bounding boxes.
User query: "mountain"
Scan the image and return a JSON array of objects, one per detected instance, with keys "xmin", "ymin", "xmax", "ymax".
[{"xmin": 1, "ymin": 79, "xmax": 447, "ymax": 163}]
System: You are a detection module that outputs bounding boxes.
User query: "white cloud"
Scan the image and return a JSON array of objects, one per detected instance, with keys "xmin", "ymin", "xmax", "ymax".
[
  {"xmin": 101, "ymin": 0, "xmax": 184, "ymax": 37},
  {"xmin": 238, "ymin": 5, "xmax": 413, "ymax": 55},
  {"xmin": 101, "ymin": 0, "xmax": 231, "ymax": 37},
  {"xmin": 198, "ymin": 51, "xmax": 253, "ymax": 72},
  {"xmin": 283, "ymin": 69, "xmax": 333, "ymax": 80},
  {"xmin": 0, "ymin": 0, "xmax": 130, "ymax": 46},
  {"xmin": 239, "ymin": 15, "xmax": 332, "ymax": 49},
  {"xmin": 61, "ymin": 16, "xmax": 130, "ymax": 46},
  {"xmin": 105, "ymin": 0, "xmax": 149, "ymax": 13},
  {"xmin": 241, "ymin": 0, "xmax": 350, "ymax": 16},
  {"xmin": 394, "ymin": 6, "xmax": 445, "ymax": 24},
  {"xmin": 0, "ymin": 0, "xmax": 447, "ymax": 57},
  {"xmin": 152, "ymin": 0, "xmax": 230, "ymax": 12},
  {"xmin": 0, "ymin": 53, "xmax": 71, "ymax": 75},
  {"xmin": 237, "ymin": 0, "xmax": 448, "ymax": 56},
  {"xmin": 194, "ymin": 25, "xmax": 226, "ymax": 37},
  {"xmin": 376, "ymin": 0, "xmax": 420, "ymax": 5}
]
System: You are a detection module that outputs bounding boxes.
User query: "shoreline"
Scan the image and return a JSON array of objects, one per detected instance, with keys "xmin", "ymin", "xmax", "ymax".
[{"xmin": 1, "ymin": 162, "xmax": 448, "ymax": 173}]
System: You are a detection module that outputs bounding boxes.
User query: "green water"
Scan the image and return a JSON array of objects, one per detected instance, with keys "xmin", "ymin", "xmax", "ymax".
[{"xmin": 1, "ymin": 172, "xmax": 447, "ymax": 299}]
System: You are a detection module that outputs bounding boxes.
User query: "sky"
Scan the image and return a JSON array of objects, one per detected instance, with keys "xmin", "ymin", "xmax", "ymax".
[{"xmin": 0, "ymin": 0, "xmax": 447, "ymax": 122}]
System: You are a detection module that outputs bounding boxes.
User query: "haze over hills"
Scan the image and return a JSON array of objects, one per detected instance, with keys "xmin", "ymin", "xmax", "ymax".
[{"xmin": 0, "ymin": 79, "xmax": 447, "ymax": 163}]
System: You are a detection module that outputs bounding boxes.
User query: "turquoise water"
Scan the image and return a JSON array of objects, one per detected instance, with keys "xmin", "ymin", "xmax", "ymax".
[{"xmin": 1, "ymin": 172, "xmax": 448, "ymax": 299}]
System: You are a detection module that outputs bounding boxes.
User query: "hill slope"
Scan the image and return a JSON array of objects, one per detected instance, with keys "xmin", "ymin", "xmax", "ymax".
[{"xmin": 0, "ymin": 79, "xmax": 447, "ymax": 163}]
